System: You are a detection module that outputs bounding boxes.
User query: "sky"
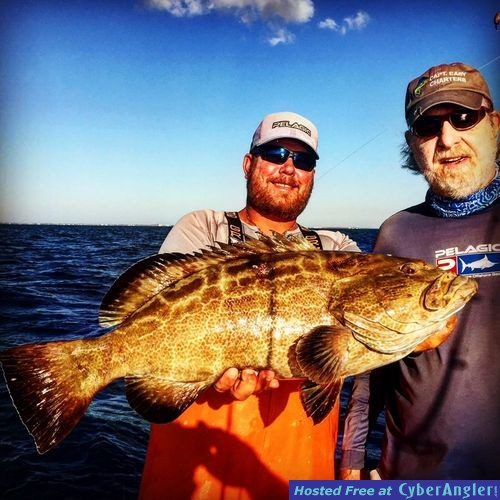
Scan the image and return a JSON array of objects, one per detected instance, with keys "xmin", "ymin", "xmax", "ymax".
[{"xmin": 0, "ymin": 0, "xmax": 498, "ymax": 228}]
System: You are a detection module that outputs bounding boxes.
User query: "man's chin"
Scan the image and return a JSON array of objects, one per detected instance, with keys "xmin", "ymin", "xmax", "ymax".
[
  {"xmin": 427, "ymin": 167, "xmax": 484, "ymax": 199},
  {"xmin": 258, "ymin": 202, "xmax": 305, "ymax": 222},
  {"xmin": 430, "ymin": 182, "xmax": 480, "ymax": 199}
]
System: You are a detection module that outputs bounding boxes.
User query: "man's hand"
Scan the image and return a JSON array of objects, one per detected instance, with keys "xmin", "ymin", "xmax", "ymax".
[
  {"xmin": 339, "ymin": 468, "xmax": 361, "ymax": 480},
  {"xmin": 214, "ymin": 368, "xmax": 279, "ymax": 400},
  {"xmin": 413, "ymin": 315, "xmax": 457, "ymax": 353}
]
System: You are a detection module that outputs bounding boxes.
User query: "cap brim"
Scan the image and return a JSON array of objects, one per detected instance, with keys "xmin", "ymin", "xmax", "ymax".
[{"xmin": 407, "ymin": 90, "xmax": 485, "ymax": 126}]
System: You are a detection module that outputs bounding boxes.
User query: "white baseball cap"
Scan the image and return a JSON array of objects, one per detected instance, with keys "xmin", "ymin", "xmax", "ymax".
[{"xmin": 250, "ymin": 111, "xmax": 319, "ymax": 159}]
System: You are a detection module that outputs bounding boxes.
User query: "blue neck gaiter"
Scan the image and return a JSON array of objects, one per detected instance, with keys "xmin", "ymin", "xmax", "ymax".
[{"xmin": 426, "ymin": 168, "xmax": 500, "ymax": 218}]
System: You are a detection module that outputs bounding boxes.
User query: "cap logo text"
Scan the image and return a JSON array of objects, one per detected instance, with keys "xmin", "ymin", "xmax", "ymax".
[{"xmin": 272, "ymin": 121, "xmax": 312, "ymax": 137}]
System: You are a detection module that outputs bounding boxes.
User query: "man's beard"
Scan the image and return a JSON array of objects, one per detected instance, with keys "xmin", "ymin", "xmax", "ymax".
[
  {"xmin": 423, "ymin": 146, "xmax": 496, "ymax": 199},
  {"xmin": 246, "ymin": 169, "xmax": 314, "ymax": 221},
  {"xmin": 417, "ymin": 121, "xmax": 499, "ymax": 199},
  {"xmin": 424, "ymin": 164, "xmax": 485, "ymax": 198}
]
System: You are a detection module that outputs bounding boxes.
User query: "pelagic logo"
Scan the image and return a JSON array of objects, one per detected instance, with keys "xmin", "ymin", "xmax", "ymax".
[
  {"xmin": 272, "ymin": 121, "xmax": 312, "ymax": 137},
  {"xmin": 435, "ymin": 243, "xmax": 500, "ymax": 277}
]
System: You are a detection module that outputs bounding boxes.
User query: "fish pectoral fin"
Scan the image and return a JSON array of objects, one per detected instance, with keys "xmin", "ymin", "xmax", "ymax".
[
  {"xmin": 296, "ymin": 326, "xmax": 348, "ymax": 424},
  {"xmin": 300, "ymin": 378, "xmax": 343, "ymax": 424},
  {"xmin": 125, "ymin": 376, "xmax": 209, "ymax": 423},
  {"xmin": 295, "ymin": 325, "xmax": 350, "ymax": 384}
]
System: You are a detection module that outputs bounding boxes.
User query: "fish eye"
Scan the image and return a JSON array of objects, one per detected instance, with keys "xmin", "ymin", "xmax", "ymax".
[{"xmin": 400, "ymin": 263, "xmax": 417, "ymax": 275}]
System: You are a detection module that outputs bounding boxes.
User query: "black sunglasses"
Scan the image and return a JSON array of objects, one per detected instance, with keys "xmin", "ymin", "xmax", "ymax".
[
  {"xmin": 411, "ymin": 108, "xmax": 487, "ymax": 138},
  {"xmin": 251, "ymin": 145, "xmax": 316, "ymax": 172}
]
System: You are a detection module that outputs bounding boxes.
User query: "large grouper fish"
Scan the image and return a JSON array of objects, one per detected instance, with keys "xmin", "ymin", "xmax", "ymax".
[{"xmin": 0, "ymin": 236, "xmax": 477, "ymax": 454}]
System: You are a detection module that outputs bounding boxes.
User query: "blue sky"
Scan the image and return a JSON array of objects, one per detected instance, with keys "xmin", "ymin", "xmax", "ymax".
[{"xmin": 1, "ymin": 0, "xmax": 498, "ymax": 228}]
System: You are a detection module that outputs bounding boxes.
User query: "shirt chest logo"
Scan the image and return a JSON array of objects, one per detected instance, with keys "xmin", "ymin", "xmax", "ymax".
[{"xmin": 435, "ymin": 243, "xmax": 500, "ymax": 277}]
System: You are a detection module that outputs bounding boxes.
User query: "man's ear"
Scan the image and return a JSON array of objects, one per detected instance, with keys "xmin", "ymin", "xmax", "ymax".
[
  {"xmin": 242, "ymin": 154, "xmax": 253, "ymax": 179},
  {"xmin": 490, "ymin": 110, "xmax": 500, "ymax": 131},
  {"xmin": 404, "ymin": 130, "xmax": 413, "ymax": 146}
]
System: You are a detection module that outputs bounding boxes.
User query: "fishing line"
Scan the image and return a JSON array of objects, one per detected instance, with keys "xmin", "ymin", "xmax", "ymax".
[
  {"xmin": 478, "ymin": 55, "xmax": 500, "ymax": 70},
  {"xmin": 316, "ymin": 128, "xmax": 388, "ymax": 180},
  {"xmin": 316, "ymin": 56, "xmax": 499, "ymax": 182}
]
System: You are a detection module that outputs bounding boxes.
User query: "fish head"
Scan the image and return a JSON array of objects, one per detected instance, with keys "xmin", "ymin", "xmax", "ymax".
[
  {"xmin": 375, "ymin": 258, "xmax": 477, "ymax": 320},
  {"xmin": 327, "ymin": 253, "xmax": 478, "ymax": 353}
]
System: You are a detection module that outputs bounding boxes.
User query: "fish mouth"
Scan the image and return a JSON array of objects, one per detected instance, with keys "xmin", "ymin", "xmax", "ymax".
[{"xmin": 423, "ymin": 273, "xmax": 478, "ymax": 311}]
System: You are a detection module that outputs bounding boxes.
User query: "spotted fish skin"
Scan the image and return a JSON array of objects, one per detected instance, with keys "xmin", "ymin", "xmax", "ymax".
[
  {"xmin": 0, "ymin": 236, "xmax": 477, "ymax": 453},
  {"xmin": 119, "ymin": 251, "xmax": 335, "ymax": 380}
]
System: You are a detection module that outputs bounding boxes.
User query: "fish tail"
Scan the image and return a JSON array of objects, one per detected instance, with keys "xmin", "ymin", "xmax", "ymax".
[{"xmin": 0, "ymin": 339, "xmax": 109, "ymax": 454}]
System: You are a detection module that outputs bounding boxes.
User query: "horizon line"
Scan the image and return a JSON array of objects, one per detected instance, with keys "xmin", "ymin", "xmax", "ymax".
[{"xmin": 0, "ymin": 222, "xmax": 378, "ymax": 230}]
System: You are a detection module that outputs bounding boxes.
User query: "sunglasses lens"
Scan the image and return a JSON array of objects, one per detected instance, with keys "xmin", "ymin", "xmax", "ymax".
[
  {"xmin": 450, "ymin": 109, "xmax": 482, "ymax": 130},
  {"xmin": 412, "ymin": 116, "xmax": 442, "ymax": 137},
  {"xmin": 255, "ymin": 147, "xmax": 316, "ymax": 171},
  {"xmin": 412, "ymin": 108, "xmax": 485, "ymax": 138},
  {"xmin": 293, "ymin": 153, "xmax": 316, "ymax": 171},
  {"xmin": 260, "ymin": 148, "xmax": 288, "ymax": 165}
]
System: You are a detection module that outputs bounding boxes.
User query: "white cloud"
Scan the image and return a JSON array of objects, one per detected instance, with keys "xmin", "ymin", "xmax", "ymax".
[
  {"xmin": 318, "ymin": 10, "xmax": 370, "ymax": 35},
  {"xmin": 255, "ymin": 0, "xmax": 314, "ymax": 23},
  {"xmin": 146, "ymin": 0, "xmax": 314, "ymax": 23},
  {"xmin": 344, "ymin": 10, "xmax": 370, "ymax": 31},
  {"xmin": 147, "ymin": 0, "xmax": 206, "ymax": 17},
  {"xmin": 267, "ymin": 27, "xmax": 295, "ymax": 46},
  {"xmin": 146, "ymin": 0, "xmax": 316, "ymax": 47},
  {"xmin": 318, "ymin": 17, "xmax": 338, "ymax": 30}
]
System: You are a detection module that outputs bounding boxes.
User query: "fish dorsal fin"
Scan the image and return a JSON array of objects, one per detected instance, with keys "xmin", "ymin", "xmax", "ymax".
[
  {"xmin": 214, "ymin": 233, "xmax": 317, "ymax": 255},
  {"xmin": 99, "ymin": 251, "xmax": 229, "ymax": 327},
  {"xmin": 248, "ymin": 233, "xmax": 317, "ymax": 252},
  {"xmin": 99, "ymin": 235, "xmax": 317, "ymax": 328}
]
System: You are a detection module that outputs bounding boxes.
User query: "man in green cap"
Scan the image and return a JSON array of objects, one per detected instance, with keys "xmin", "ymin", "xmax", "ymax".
[{"xmin": 341, "ymin": 62, "xmax": 500, "ymax": 479}]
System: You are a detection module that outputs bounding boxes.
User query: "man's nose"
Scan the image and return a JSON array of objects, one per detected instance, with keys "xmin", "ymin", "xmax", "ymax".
[
  {"xmin": 279, "ymin": 157, "xmax": 296, "ymax": 174},
  {"xmin": 437, "ymin": 120, "xmax": 461, "ymax": 148}
]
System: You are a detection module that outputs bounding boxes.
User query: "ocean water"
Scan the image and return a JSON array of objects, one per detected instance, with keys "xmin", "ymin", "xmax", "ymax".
[{"xmin": 0, "ymin": 224, "xmax": 379, "ymax": 499}]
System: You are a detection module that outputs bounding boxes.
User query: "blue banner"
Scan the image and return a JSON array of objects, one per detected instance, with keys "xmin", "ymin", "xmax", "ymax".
[{"xmin": 289, "ymin": 480, "xmax": 500, "ymax": 500}]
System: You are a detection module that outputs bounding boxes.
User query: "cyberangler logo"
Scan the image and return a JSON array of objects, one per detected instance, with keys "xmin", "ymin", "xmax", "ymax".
[
  {"xmin": 272, "ymin": 121, "xmax": 312, "ymax": 137},
  {"xmin": 413, "ymin": 76, "xmax": 429, "ymax": 97}
]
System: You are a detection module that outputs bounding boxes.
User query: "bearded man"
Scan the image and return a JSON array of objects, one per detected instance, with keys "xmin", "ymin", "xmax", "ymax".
[
  {"xmin": 341, "ymin": 62, "xmax": 500, "ymax": 479},
  {"xmin": 140, "ymin": 112, "xmax": 359, "ymax": 499}
]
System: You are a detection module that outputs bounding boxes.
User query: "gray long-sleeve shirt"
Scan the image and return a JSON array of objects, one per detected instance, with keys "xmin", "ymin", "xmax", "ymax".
[{"xmin": 160, "ymin": 209, "xmax": 359, "ymax": 253}]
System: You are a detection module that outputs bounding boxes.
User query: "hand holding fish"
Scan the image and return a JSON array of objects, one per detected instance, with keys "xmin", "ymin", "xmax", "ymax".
[
  {"xmin": 214, "ymin": 368, "xmax": 280, "ymax": 400},
  {"xmin": 339, "ymin": 468, "xmax": 362, "ymax": 480},
  {"xmin": 412, "ymin": 315, "xmax": 457, "ymax": 353}
]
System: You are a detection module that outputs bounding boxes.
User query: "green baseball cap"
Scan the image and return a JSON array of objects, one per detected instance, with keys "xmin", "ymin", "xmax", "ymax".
[{"xmin": 405, "ymin": 62, "xmax": 494, "ymax": 127}]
